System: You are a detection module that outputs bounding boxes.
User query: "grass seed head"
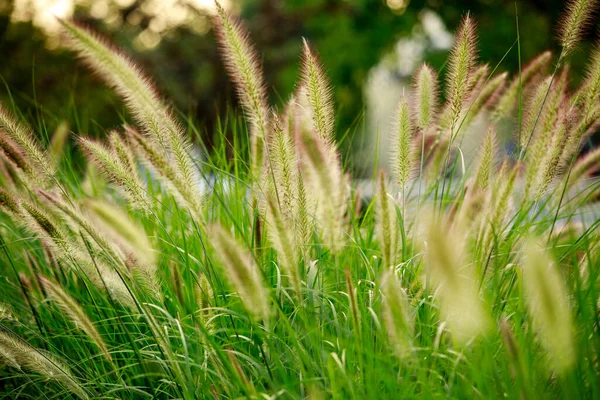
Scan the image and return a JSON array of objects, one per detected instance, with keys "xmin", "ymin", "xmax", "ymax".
[
  {"xmin": 195, "ymin": 273, "xmax": 214, "ymax": 329},
  {"xmin": 264, "ymin": 193, "xmax": 302, "ymax": 297},
  {"xmin": 301, "ymin": 39, "xmax": 335, "ymax": 143},
  {"xmin": 375, "ymin": 172, "xmax": 400, "ymax": 269},
  {"xmin": 580, "ymin": 45, "xmax": 600, "ymax": 115},
  {"xmin": 422, "ymin": 214, "xmax": 491, "ymax": 345},
  {"xmin": 446, "ymin": 13, "xmax": 478, "ymax": 136},
  {"xmin": 0, "ymin": 104, "xmax": 55, "ymax": 186},
  {"xmin": 213, "ymin": 1, "xmax": 269, "ymax": 184},
  {"xmin": 390, "ymin": 95, "xmax": 416, "ymax": 190},
  {"xmin": 0, "ymin": 330, "xmax": 90, "ymax": 399},
  {"xmin": 558, "ymin": 0, "xmax": 598, "ymax": 58},
  {"xmin": 40, "ymin": 276, "xmax": 112, "ymax": 363},
  {"xmin": 298, "ymin": 124, "xmax": 348, "ymax": 254},
  {"xmin": 414, "ymin": 64, "xmax": 439, "ymax": 131},
  {"xmin": 522, "ymin": 238, "xmax": 576, "ymax": 373},
  {"xmin": 380, "ymin": 269, "xmax": 413, "ymax": 359},
  {"xmin": 0, "ymin": 188, "xmax": 19, "ymax": 215},
  {"xmin": 79, "ymin": 137, "xmax": 152, "ymax": 210},
  {"xmin": 61, "ymin": 20, "xmax": 174, "ymax": 149},
  {"xmin": 210, "ymin": 224, "xmax": 271, "ymax": 321},
  {"xmin": 473, "ymin": 125, "xmax": 497, "ymax": 191}
]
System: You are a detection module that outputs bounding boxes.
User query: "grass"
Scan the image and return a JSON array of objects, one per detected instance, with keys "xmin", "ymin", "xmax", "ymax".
[{"xmin": 0, "ymin": 0, "xmax": 600, "ymax": 398}]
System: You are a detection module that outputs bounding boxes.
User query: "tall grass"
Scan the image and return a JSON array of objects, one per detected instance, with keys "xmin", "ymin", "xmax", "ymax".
[{"xmin": 0, "ymin": 0, "xmax": 599, "ymax": 398}]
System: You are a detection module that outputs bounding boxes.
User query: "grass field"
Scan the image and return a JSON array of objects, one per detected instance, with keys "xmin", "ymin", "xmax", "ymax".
[{"xmin": 0, "ymin": 0, "xmax": 600, "ymax": 398}]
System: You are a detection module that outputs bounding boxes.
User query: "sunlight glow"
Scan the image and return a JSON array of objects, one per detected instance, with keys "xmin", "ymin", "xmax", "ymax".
[
  {"xmin": 12, "ymin": 0, "xmax": 74, "ymax": 35},
  {"xmin": 387, "ymin": 0, "xmax": 409, "ymax": 14},
  {"xmin": 6, "ymin": 0, "xmax": 235, "ymax": 49}
]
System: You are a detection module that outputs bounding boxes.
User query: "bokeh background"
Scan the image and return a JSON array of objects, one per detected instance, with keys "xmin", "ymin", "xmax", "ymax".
[{"xmin": 0, "ymin": 0, "xmax": 598, "ymax": 174}]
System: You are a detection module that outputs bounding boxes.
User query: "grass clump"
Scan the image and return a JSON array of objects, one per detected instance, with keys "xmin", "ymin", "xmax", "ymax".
[{"xmin": 0, "ymin": 1, "xmax": 600, "ymax": 398}]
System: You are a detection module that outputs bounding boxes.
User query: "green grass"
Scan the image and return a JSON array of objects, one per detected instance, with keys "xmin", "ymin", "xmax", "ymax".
[
  {"xmin": 0, "ymin": 1, "xmax": 600, "ymax": 399},
  {"xmin": 0, "ymin": 116, "xmax": 599, "ymax": 399}
]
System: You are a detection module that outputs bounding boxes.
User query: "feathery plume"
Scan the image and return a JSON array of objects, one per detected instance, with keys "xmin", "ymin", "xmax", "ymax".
[
  {"xmin": 165, "ymin": 124, "xmax": 200, "ymax": 208},
  {"xmin": 445, "ymin": 14, "xmax": 478, "ymax": 137},
  {"xmin": 0, "ymin": 142, "xmax": 29, "ymax": 186},
  {"xmin": 108, "ymin": 130, "xmax": 138, "ymax": 177},
  {"xmin": 422, "ymin": 214, "xmax": 491, "ymax": 344},
  {"xmin": 37, "ymin": 190, "xmax": 125, "ymax": 267},
  {"xmin": 194, "ymin": 273, "xmax": 214, "ymax": 329},
  {"xmin": 213, "ymin": 1, "xmax": 269, "ymax": 182},
  {"xmin": 380, "ymin": 269, "xmax": 413, "ymax": 358},
  {"xmin": 298, "ymin": 127, "xmax": 348, "ymax": 254},
  {"xmin": 62, "ymin": 21, "xmax": 201, "ymax": 209},
  {"xmin": 282, "ymin": 93, "xmax": 315, "ymax": 257},
  {"xmin": 19, "ymin": 200, "xmax": 79, "ymax": 271},
  {"xmin": 210, "ymin": 224, "xmax": 270, "ymax": 321},
  {"xmin": 0, "ymin": 103, "xmax": 55, "ymax": 185},
  {"xmin": 0, "ymin": 330, "xmax": 89, "ymax": 398},
  {"xmin": 289, "ymin": 85, "xmax": 314, "ymax": 143},
  {"xmin": 535, "ymin": 113, "xmax": 573, "ymax": 198},
  {"xmin": 79, "ymin": 137, "xmax": 151, "ymax": 210},
  {"xmin": 375, "ymin": 172, "xmax": 400, "ymax": 268},
  {"xmin": 0, "ymin": 187, "xmax": 19, "ymax": 215},
  {"xmin": 91, "ymin": 267, "xmax": 137, "ymax": 310},
  {"xmin": 43, "ymin": 193, "xmax": 162, "ymax": 300},
  {"xmin": 472, "ymin": 126, "xmax": 497, "ymax": 191},
  {"xmin": 0, "ymin": 153, "xmax": 19, "ymax": 187},
  {"xmin": 0, "ymin": 341, "xmax": 20, "ymax": 370},
  {"xmin": 20, "ymin": 201, "xmax": 70, "ymax": 252},
  {"xmin": 522, "ymin": 69, "xmax": 567, "ymax": 195},
  {"xmin": 0, "ymin": 304, "xmax": 16, "ymax": 323},
  {"xmin": 278, "ymin": 95, "xmax": 315, "ymax": 256},
  {"xmin": 294, "ymin": 170, "xmax": 313, "ymax": 259},
  {"xmin": 301, "ymin": 39, "xmax": 335, "ymax": 143},
  {"xmin": 479, "ymin": 162, "xmax": 517, "ymax": 258},
  {"xmin": 522, "ymin": 239, "xmax": 575, "ymax": 373},
  {"xmin": 61, "ymin": 20, "xmax": 172, "ymax": 148},
  {"xmin": 268, "ymin": 113, "xmax": 299, "ymax": 223},
  {"xmin": 414, "ymin": 64, "xmax": 439, "ymax": 131},
  {"xmin": 0, "ymin": 136, "xmax": 33, "ymax": 175},
  {"xmin": 264, "ymin": 194, "xmax": 302, "ymax": 297},
  {"xmin": 558, "ymin": 0, "xmax": 598, "ymax": 58},
  {"xmin": 83, "ymin": 199, "xmax": 156, "ymax": 268},
  {"xmin": 0, "ymin": 159, "xmax": 17, "ymax": 190},
  {"xmin": 40, "ymin": 276, "xmax": 112, "ymax": 363},
  {"xmin": 127, "ymin": 127, "xmax": 204, "ymax": 222},
  {"xmin": 579, "ymin": 45, "xmax": 600, "ymax": 116},
  {"xmin": 390, "ymin": 96, "xmax": 416, "ymax": 190},
  {"xmin": 20, "ymin": 200, "xmax": 136, "ymax": 309}
]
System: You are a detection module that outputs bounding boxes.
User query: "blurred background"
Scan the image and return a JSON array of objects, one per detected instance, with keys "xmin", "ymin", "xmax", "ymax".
[{"xmin": 0, "ymin": 0, "xmax": 598, "ymax": 174}]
